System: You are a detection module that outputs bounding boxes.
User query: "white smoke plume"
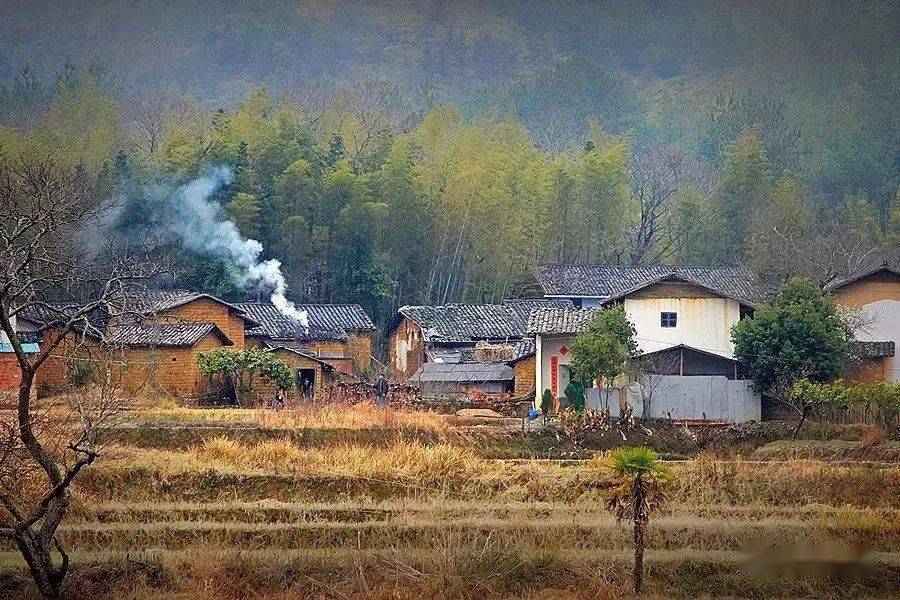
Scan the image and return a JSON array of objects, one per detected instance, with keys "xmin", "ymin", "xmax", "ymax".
[{"xmin": 170, "ymin": 166, "xmax": 309, "ymax": 329}]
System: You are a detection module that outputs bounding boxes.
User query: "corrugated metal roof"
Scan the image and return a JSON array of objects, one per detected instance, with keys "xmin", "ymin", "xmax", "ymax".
[
  {"xmin": 537, "ymin": 264, "xmax": 766, "ymax": 306},
  {"xmin": 0, "ymin": 342, "xmax": 39, "ymax": 353},
  {"xmin": 410, "ymin": 362, "xmax": 515, "ymax": 383}
]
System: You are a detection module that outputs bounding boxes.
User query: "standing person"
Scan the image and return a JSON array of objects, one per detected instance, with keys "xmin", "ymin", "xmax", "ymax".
[
  {"xmin": 272, "ymin": 388, "xmax": 286, "ymax": 411},
  {"xmin": 375, "ymin": 373, "xmax": 389, "ymax": 408}
]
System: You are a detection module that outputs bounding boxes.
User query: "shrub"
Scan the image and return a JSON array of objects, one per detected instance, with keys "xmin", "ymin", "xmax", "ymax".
[
  {"xmin": 540, "ymin": 388, "xmax": 553, "ymax": 416},
  {"xmin": 791, "ymin": 378, "xmax": 900, "ymax": 428}
]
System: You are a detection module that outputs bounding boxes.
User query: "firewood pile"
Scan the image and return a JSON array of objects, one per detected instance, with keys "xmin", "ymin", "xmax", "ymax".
[{"xmin": 320, "ymin": 380, "xmax": 532, "ymax": 416}]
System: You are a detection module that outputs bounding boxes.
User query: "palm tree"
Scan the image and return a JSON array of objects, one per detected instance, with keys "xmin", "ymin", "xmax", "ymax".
[{"xmin": 607, "ymin": 446, "xmax": 669, "ymax": 594}]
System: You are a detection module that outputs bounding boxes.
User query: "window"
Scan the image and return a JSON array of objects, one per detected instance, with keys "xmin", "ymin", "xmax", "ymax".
[{"xmin": 660, "ymin": 312, "xmax": 677, "ymax": 327}]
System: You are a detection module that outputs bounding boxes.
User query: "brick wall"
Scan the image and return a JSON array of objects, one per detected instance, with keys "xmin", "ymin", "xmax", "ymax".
[
  {"xmin": 844, "ymin": 358, "xmax": 888, "ymax": 384},
  {"xmin": 153, "ymin": 298, "xmax": 246, "ymax": 347},
  {"xmin": 0, "ymin": 353, "xmax": 25, "ymax": 391},
  {"xmin": 513, "ymin": 355, "xmax": 535, "ymax": 398},
  {"xmin": 346, "ymin": 332, "xmax": 373, "ymax": 374},
  {"xmin": 251, "ymin": 349, "xmax": 327, "ymax": 404},
  {"xmin": 306, "ymin": 339, "xmax": 345, "ymax": 357},
  {"xmin": 35, "ymin": 329, "xmax": 99, "ymax": 396},
  {"xmin": 117, "ymin": 334, "xmax": 226, "ymax": 397}
]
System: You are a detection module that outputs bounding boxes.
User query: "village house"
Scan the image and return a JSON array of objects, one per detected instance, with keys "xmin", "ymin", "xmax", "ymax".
[
  {"xmin": 235, "ymin": 302, "xmax": 376, "ymax": 376},
  {"xmin": 824, "ymin": 263, "xmax": 898, "ymax": 382},
  {"xmin": 386, "ymin": 299, "xmax": 569, "ymax": 396},
  {"xmin": 14, "ymin": 292, "xmax": 378, "ymax": 402},
  {"xmin": 0, "ymin": 313, "xmax": 40, "ymax": 396},
  {"xmin": 529, "ymin": 265, "xmax": 766, "ymax": 422},
  {"xmin": 387, "ymin": 299, "xmax": 572, "ymax": 377},
  {"xmin": 19, "ymin": 290, "xmax": 257, "ymax": 397}
]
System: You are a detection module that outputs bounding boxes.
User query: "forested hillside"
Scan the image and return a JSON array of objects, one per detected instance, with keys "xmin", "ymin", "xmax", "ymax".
[{"xmin": 0, "ymin": 1, "xmax": 896, "ymax": 322}]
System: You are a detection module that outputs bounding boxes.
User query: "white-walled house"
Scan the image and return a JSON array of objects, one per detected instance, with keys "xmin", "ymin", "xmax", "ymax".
[
  {"xmin": 824, "ymin": 264, "xmax": 899, "ymax": 382},
  {"xmin": 529, "ymin": 265, "xmax": 766, "ymax": 422}
]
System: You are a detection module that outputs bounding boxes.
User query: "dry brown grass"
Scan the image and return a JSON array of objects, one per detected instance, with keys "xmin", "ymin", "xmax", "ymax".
[
  {"xmin": 136, "ymin": 403, "xmax": 449, "ymax": 432},
  {"xmin": 4, "ymin": 547, "xmax": 898, "ymax": 600}
]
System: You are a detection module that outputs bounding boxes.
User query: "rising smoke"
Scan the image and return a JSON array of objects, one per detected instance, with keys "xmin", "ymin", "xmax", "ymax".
[{"xmin": 169, "ymin": 166, "xmax": 309, "ymax": 328}]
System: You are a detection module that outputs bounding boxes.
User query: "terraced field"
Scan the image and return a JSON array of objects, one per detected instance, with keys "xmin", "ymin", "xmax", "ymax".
[{"xmin": 2, "ymin": 408, "xmax": 899, "ymax": 599}]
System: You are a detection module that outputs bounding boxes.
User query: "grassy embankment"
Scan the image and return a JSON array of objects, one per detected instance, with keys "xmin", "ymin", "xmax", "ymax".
[{"xmin": 2, "ymin": 403, "xmax": 899, "ymax": 599}]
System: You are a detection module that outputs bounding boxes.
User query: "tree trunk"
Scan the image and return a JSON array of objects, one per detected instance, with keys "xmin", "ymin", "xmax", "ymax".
[
  {"xmin": 15, "ymin": 522, "xmax": 67, "ymax": 599},
  {"xmin": 633, "ymin": 474, "xmax": 646, "ymax": 594},
  {"xmin": 12, "ymin": 370, "xmax": 72, "ymax": 599},
  {"xmin": 791, "ymin": 403, "xmax": 811, "ymax": 440}
]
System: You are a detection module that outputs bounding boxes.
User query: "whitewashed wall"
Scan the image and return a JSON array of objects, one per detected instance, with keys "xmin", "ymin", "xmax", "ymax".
[
  {"xmin": 624, "ymin": 297, "xmax": 741, "ymax": 357},
  {"xmin": 536, "ymin": 334, "xmax": 575, "ymax": 398},
  {"xmin": 855, "ymin": 299, "xmax": 900, "ymax": 382}
]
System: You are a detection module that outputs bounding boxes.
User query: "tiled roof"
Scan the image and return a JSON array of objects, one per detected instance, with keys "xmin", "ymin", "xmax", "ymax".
[
  {"xmin": 852, "ymin": 340, "xmax": 895, "ymax": 359},
  {"xmin": 510, "ymin": 337, "xmax": 535, "ymax": 362},
  {"xmin": 501, "ymin": 298, "xmax": 574, "ymax": 320},
  {"xmin": 120, "ymin": 290, "xmax": 257, "ymax": 324},
  {"xmin": 235, "ymin": 302, "xmax": 374, "ymax": 342},
  {"xmin": 16, "ymin": 303, "xmax": 109, "ymax": 337},
  {"xmin": 410, "ymin": 362, "xmax": 515, "ymax": 383},
  {"xmin": 526, "ymin": 307, "xmax": 599, "ymax": 335},
  {"xmin": 823, "ymin": 264, "xmax": 900, "ymax": 292},
  {"xmin": 537, "ymin": 264, "xmax": 765, "ymax": 306},
  {"xmin": 396, "ymin": 304, "xmax": 530, "ymax": 343},
  {"xmin": 105, "ymin": 323, "xmax": 231, "ymax": 347}
]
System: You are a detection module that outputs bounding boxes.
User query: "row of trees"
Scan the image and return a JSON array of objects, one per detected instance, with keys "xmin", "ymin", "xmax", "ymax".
[{"xmin": 0, "ymin": 72, "xmax": 896, "ymax": 325}]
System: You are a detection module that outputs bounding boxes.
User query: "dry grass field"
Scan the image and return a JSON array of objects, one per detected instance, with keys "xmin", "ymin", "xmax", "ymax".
[{"xmin": 2, "ymin": 403, "xmax": 899, "ymax": 599}]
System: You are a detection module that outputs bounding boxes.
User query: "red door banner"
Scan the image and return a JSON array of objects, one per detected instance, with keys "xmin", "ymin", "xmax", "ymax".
[{"xmin": 550, "ymin": 355, "xmax": 559, "ymax": 396}]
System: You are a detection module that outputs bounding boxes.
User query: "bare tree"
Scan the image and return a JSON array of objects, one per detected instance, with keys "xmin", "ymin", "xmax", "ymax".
[
  {"xmin": 622, "ymin": 145, "xmax": 708, "ymax": 265},
  {"xmin": 0, "ymin": 156, "xmax": 159, "ymax": 598},
  {"xmin": 338, "ymin": 77, "xmax": 407, "ymax": 168}
]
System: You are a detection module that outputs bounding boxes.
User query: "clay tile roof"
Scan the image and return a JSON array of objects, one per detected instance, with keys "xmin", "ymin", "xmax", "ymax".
[
  {"xmin": 823, "ymin": 263, "xmax": 900, "ymax": 292},
  {"xmin": 16, "ymin": 303, "xmax": 109, "ymax": 338},
  {"xmin": 105, "ymin": 323, "xmax": 231, "ymax": 347},
  {"xmin": 396, "ymin": 304, "xmax": 529, "ymax": 343},
  {"xmin": 852, "ymin": 340, "xmax": 895, "ymax": 359},
  {"xmin": 537, "ymin": 264, "xmax": 767, "ymax": 306},
  {"xmin": 120, "ymin": 289, "xmax": 257, "ymax": 324},
  {"xmin": 510, "ymin": 337, "xmax": 536, "ymax": 362},
  {"xmin": 235, "ymin": 302, "xmax": 374, "ymax": 342},
  {"xmin": 526, "ymin": 307, "xmax": 600, "ymax": 335}
]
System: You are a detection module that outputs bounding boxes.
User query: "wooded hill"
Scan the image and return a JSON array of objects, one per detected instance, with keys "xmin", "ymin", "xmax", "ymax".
[{"xmin": 0, "ymin": 1, "xmax": 896, "ymax": 324}]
